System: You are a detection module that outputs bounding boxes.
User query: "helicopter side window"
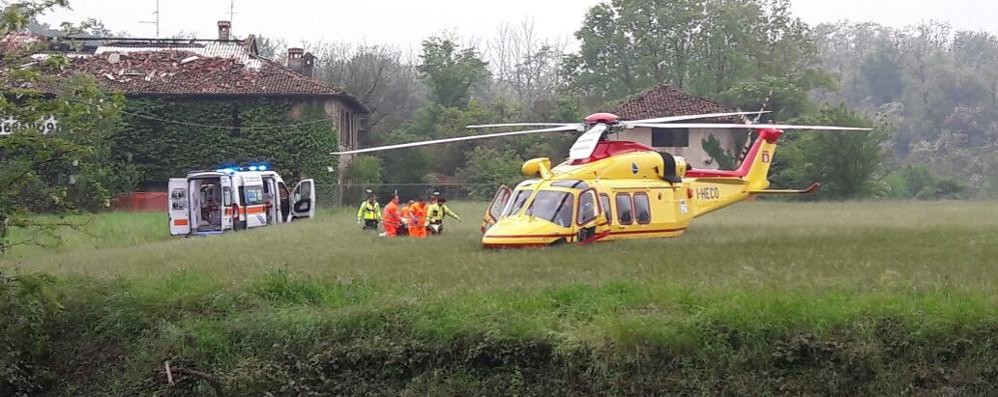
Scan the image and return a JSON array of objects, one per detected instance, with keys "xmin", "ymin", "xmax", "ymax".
[
  {"xmin": 525, "ymin": 190, "xmax": 574, "ymax": 228},
  {"xmin": 502, "ymin": 190, "xmax": 532, "ymax": 217},
  {"xmin": 616, "ymin": 193, "xmax": 633, "ymax": 225},
  {"xmin": 599, "ymin": 193, "xmax": 612, "ymax": 226},
  {"xmin": 577, "ymin": 190, "xmax": 598, "ymax": 225},
  {"xmin": 634, "ymin": 193, "xmax": 651, "ymax": 224}
]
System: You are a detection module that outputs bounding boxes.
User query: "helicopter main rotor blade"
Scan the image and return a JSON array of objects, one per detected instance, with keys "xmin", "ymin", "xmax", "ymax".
[
  {"xmin": 331, "ymin": 125, "xmax": 580, "ymax": 155},
  {"xmin": 568, "ymin": 124, "xmax": 609, "ymax": 160},
  {"xmin": 468, "ymin": 122, "xmax": 581, "ymax": 129},
  {"xmin": 622, "ymin": 111, "xmax": 771, "ymax": 127},
  {"xmin": 627, "ymin": 123, "xmax": 873, "ymax": 131}
]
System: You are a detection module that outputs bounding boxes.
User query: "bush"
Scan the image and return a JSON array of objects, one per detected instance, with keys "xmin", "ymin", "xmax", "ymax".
[{"xmin": 0, "ymin": 273, "xmax": 63, "ymax": 396}]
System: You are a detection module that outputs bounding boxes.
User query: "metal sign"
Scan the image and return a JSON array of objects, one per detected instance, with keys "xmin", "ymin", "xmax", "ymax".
[{"xmin": 0, "ymin": 115, "xmax": 59, "ymax": 136}]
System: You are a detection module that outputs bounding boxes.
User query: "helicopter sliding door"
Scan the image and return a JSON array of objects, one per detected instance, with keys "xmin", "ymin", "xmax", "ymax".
[
  {"xmin": 481, "ymin": 185, "xmax": 512, "ymax": 233},
  {"xmin": 576, "ymin": 188, "xmax": 609, "ymax": 243}
]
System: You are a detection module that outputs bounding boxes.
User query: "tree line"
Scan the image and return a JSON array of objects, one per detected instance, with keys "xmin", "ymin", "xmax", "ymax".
[{"xmin": 292, "ymin": 0, "xmax": 989, "ymax": 200}]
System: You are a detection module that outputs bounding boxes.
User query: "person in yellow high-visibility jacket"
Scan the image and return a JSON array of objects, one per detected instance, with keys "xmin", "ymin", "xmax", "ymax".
[
  {"xmin": 427, "ymin": 193, "xmax": 460, "ymax": 235},
  {"xmin": 356, "ymin": 194, "xmax": 381, "ymax": 231}
]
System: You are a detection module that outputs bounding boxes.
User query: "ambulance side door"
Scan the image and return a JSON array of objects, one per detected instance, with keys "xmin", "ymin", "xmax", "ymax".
[
  {"xmin": 168, "ymin": 178, "xmax": 191, "ymax": 236},
  {"xmin": 291, "ymin": 179, "xmax": 316, "ymax": 220},
  {"xmin": 221, "ymin": 176, "xmax": 234, "ymax": 231}
]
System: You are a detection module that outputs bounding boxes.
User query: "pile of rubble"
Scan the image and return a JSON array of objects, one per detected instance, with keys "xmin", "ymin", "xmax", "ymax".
[{"xmin": 68, "ymin": 51, "xmax": 261, "ymax": 93}]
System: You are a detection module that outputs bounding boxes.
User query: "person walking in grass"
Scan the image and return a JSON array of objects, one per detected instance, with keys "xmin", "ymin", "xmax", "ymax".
[
  {"xmin": 381, "ymin": 195, "xmax": 403, "ymax": 237},
  {"xmin": 427, "ymin": 192, "xmax": 461, "ymax": 235},
  {"xmin": 356, "ymin": 193, "xmax": 381, "ymax": 231}
]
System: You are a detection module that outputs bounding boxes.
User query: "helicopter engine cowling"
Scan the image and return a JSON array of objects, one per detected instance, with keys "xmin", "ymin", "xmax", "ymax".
[
  {"xmin": 522, "ymin": 157, "xmax": 553, "ymax": 179},
  {"xmin": 655, "ymin": 152, "xmax": 686, "ymax": 183}
]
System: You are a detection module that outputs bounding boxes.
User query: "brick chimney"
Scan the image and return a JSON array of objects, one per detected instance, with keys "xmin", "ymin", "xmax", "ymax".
[
  {"xmin": 288, "ymin": 47, "xmax": 303, "ymax": 70},
  {"xmin": 288, "ymin": 48, "xmax": 315, "ymax": 78},
  {"xmin": 217, "ymin": 21, "xmax": 231, "ymax": 41},
  {"xmin": 301, "ymin": 52, "xmax": 315, "ymax": 78}
]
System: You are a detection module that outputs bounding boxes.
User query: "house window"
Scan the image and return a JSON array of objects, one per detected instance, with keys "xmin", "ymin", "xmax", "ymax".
[
  {"xmin": 634, "ymin": 193, "xmax": 651, "ymax": 224},
  {"xmin": 341, "ymin": 110, "xmax": 352, "ymax": 147},
  {"xmin": 615, "ymin": 193, "xmax": 633, "ymax": 225},
  {"xmin": 651, "ymin": 128, "xmax": 689, "ymax": 147}
]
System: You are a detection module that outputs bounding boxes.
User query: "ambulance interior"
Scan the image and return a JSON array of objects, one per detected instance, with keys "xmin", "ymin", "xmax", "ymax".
[{"xmin": 191, "ymin": 177, "xmax": 224, "ymax": 232}]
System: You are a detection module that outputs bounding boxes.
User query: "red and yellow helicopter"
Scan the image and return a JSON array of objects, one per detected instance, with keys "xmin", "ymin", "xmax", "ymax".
[{"xmin": 334, "ymin": 111, "xmax": 869, "ymax": 248}]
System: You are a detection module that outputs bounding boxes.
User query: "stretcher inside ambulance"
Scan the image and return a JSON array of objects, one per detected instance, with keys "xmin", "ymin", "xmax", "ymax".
[{"xmin": 169, "ymin": 169, "xmax": 315, "ymax": 236}]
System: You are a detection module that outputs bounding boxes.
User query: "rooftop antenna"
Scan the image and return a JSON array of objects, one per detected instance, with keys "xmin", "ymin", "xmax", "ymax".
[
  {"xmin": 229, "ymin": 0, "xmax": 238, "ymax": 33},
  {"xmin": 138, "ymin": 0, "xmax": 160, "ymax": 38}
]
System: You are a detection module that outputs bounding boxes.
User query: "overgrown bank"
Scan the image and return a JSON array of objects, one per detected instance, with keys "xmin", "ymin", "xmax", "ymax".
[{"xmin": 4, "ymin": 270, "xmax": 998, "ymax": 396}]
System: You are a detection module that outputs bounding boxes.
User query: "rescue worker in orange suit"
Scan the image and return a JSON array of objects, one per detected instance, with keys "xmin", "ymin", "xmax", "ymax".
[
  {"xmin": 398, "ymin": 200, "xmax": 414, "ymax": 236},
  {"xmin": 381, "ymin": 195, "xmax": 403, "ymax": 237},
  {"xmin": 409, "ymin": 197, "xmax": 428, "ymax": 238}
]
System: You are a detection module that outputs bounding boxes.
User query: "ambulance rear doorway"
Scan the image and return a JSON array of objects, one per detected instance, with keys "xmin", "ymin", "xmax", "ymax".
[{"xmin": 191, "ymin": 177, "xmax": 224, "ymax": 233}]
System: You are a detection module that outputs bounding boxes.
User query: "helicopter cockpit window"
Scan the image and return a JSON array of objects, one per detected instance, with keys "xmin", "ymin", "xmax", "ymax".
[
  {"xmin": 502, "ymin": 190, "xmax": 532, "ymax": 217},
  {"xmin": 525, "ymin": 190, "xmax": 574, "ymax": 228}
]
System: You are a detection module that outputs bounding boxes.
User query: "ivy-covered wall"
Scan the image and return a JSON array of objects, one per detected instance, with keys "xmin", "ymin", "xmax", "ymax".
[{"xmin": 111, "ymin": 97, "xmax": 338, "ymax": 189}]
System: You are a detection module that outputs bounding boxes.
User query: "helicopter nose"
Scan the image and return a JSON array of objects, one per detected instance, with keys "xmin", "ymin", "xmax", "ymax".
[{"xmin": 481, "ymin": 218, "xmax": 573, "ymax": 249}]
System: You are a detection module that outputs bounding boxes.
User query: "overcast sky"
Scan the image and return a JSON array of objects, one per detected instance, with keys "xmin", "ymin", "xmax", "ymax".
[{"xmin": 34, "ymin": 0, "xmax": 998, "ymax": 52}]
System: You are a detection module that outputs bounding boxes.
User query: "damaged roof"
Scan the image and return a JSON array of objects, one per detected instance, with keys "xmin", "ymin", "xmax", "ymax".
[
  {"xmin": 612, "ymin": 84, "xmax": 742, "ymax": 123},
  {"xmin": 64, "ymin": 50, "xmax": 367, "ymax": 113}
]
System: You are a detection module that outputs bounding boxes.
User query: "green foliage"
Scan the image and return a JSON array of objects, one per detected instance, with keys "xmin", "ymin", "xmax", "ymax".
[
  {"xmin": 0, "ymin": 273, "xmax": 63, "ymax": 396},
  {"xmin": 1, "ymin": 1, "xmax": 125, "ymax": 255},
  {"xmin": 718, "ymin": 75, "xmax": 833, "ymax": 120},
  {"xmin": 814, "ymin": 22, "xmax": 998, "ymax": 197},
  {"xmin": 111, "ymin": 98, "xmax": 338, "ymax": 187},
  {"xmin": 881, "ymin": 165, "xmax": 966, "ymax": 200},
  {"xmin": 418, "ymin": 37, "xmax": 490, "ymax": 108},
  {"xmin": 456, "ymin": 147, "xmax": 523, "ymax": 199},
  {"xmin": 563, "ymin": 0, "xmax": 826, "ymax": 99},
  {"xmin": 345, "ymin": 155, "xmax": 383, "ymax": 183},
  {"xmin": 701, "ymin": 133, "xmax": 739, "ymax": 170},
  {"xmin": 775, "ymin": 105, "xmax": 888, "ymax": 200}
]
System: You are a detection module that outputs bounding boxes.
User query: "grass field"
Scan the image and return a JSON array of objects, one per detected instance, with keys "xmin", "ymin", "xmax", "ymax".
[{"xmin": 3, "ymin": 200, "xmax": 998, "ymax": 395}]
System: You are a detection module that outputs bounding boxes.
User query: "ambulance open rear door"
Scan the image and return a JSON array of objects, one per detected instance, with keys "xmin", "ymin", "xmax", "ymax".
[
  {"xmin": 291, "ymin": 179, "xmax": 316, "ymax": 220},
  {"xmin": 220, "ymin": 175, "xmax": 234, "ymax": 231},
  {"xmin": 168, "ymin": 178, "xmax": 191, "ymax": 235}
]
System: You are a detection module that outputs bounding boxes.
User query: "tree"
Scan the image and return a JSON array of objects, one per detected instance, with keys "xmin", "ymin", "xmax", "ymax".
[
  {"xmin": 485, "ymin": 19, "xmax": 567, "ymax": 110},
  {"xmin": 775, "ymin": 105, "xmax": 887, "ymax": 200},
  {"xmin": 312, "ymin": 42, "xmax": 426, "ymax": 147},
  {"xmin": 1, "ymin": 0, "xmax": 123, "ymax": 254},
  {"xmin": 456, "ymin": 146, "xmax": 523, "ymax": 199},
  {"xmin": 417, "ymin": 37, "xmax": 490, "ymax": 108},
  {"xmin": 563, "ymin": 0, "xmax": 824, "ymax": 101}
]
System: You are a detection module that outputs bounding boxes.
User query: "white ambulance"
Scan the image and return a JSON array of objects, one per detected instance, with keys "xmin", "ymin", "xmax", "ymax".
[{"xmin": 168, "ymin": 166, "xmax": 316, "ymax": 236}]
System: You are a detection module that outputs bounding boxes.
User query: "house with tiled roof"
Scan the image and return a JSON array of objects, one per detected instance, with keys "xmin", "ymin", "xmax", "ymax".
[
  {"xmin": 611, "ymin": 84, "xmax": 747, "ymax": 169},
  {"xmin": 13, "ymin": 21, "xmax": 368, "ymax": 194}
]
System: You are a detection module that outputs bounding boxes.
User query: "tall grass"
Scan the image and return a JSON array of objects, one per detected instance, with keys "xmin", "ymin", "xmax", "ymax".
[{"xmin": 2, "ymin": 200, "xmax": 998, "ymax": 395}]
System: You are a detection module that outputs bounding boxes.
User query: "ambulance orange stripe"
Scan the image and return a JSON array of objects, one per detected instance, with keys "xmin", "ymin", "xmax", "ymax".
[
  {"xmin": 173, "ymin": 219, "xmax": 189, "ymax": 226},
  {"xmin": 245, "ymin": 206, "xmax": 267, "ymax": 214}
]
